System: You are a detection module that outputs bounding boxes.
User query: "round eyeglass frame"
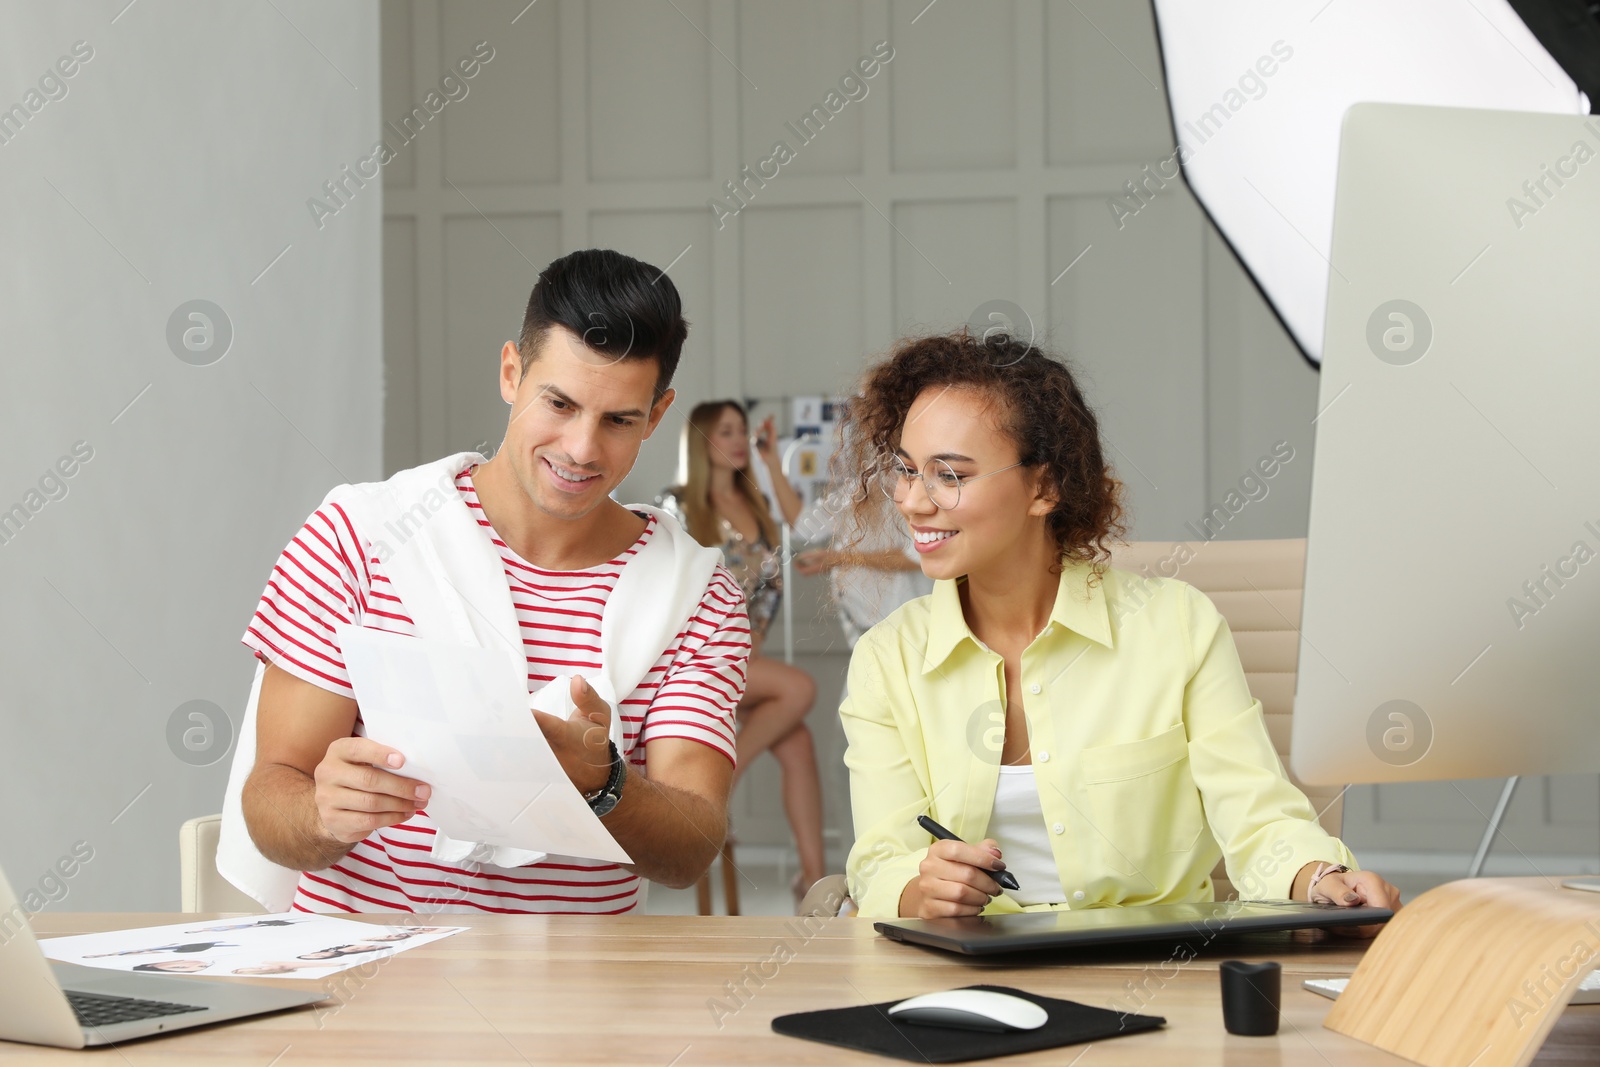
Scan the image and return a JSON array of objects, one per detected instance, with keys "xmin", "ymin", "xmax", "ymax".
[{"xmin": 878, "ymin": 454, "xmax": 1024, "ymax": 510}]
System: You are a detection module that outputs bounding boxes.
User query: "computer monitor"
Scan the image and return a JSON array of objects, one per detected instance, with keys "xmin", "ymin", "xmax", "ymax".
[{"xmin": 1291, "ymin": 103, "xmax": 1600, "ymax": 787}]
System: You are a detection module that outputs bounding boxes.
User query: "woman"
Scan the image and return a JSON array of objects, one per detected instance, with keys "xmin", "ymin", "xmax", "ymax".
[
  {"xmin": 832, "ymin": 330, "xmax": 1402, "ymax": 926},
  {"xmin": 658, "ymin": 400, "xmax": 827, "ymax": 902}
]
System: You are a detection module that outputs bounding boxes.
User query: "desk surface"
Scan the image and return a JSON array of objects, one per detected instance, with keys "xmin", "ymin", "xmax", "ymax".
[{"xmin": 6, "ymin": 914, "xmax": 1599, "ymax": 1065}]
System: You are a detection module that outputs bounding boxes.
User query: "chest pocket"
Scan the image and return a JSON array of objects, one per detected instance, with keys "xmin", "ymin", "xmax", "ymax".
[{"xmin": 1080, "ymin": 722, "xmax": 1206, "ymax": 881}]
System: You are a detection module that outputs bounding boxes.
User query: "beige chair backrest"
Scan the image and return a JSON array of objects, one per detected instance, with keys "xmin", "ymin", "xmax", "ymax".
[
  {"xmin": 179, "ymin": 814, "xmax": 266, "ymax": 914},
  {"xmin": 1107, "ymin": 537, "xmax": 1342, "ymax": 900}
]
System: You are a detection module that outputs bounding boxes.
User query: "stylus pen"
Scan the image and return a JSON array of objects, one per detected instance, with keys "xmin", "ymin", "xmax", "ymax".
[{"xmin": 917, "ymin": 814, "xmax": 1022, "ymax": 891}]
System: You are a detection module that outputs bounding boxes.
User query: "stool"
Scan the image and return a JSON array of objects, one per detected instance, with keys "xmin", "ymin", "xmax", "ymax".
[{"xmin": 694, "ymin": 839, "xmax": 740, "ymax": 915}]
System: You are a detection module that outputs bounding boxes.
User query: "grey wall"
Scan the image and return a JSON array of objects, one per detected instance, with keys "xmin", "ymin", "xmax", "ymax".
[{"xmin": 0, "ymin": 2, "xmax": 381, "ymax": 910}]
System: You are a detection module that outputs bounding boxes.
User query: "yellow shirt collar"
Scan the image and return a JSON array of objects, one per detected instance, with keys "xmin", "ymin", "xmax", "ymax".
[{"xmin": 922, "ymin": 556, "xmax": 1113, "ymax": 675}]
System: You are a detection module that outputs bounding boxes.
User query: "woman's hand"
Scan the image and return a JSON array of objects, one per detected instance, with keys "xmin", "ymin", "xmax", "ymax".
[
  {"xmin": 793, "ymin": 548, "xmax": 835, "ymax": 576},
  {"xmin": 753, "ymin": 414, "xmax": 779, "ymax": 467},
  {"xmin": 751, "ymin": 413, "xmax": 807, "ymax": 526},
  {"xmin": 898, "ymin": 838, "xmax": 1009, "ymax": 918},
  {"xmin": 1298, "ymin": 863, "xmax": 1403, "ymax": 939}
]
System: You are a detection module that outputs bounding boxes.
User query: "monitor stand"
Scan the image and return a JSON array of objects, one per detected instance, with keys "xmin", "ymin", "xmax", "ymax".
[
  {"xmin": 1471, "ymin": 776, "xmax": 1600, "ymax": 894},
  {"xmin": 1468, "ymin": 777, "xmax": 1520, "ymax": 878}
]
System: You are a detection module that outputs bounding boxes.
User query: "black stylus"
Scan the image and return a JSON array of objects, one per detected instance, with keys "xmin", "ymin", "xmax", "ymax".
[{"xmin": 917, "ymin": 814, "xmax": 1022, "ymax": 891}]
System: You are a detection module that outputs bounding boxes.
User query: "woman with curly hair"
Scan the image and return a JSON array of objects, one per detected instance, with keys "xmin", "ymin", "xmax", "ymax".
[{"xmin": 833, "ymin": 330, "xmax": 1402, "ymax": 925}]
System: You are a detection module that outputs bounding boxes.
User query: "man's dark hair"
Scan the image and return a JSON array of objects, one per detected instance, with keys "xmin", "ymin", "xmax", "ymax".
[{"xmin": 516, "ymin": 248, "xmax": 688, "ymax": 403}]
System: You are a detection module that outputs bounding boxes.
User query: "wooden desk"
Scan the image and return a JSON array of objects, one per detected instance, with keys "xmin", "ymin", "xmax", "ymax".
[{"xmin": 5, "ymin": 914, "xmax": 1598, "ymax": 1064}]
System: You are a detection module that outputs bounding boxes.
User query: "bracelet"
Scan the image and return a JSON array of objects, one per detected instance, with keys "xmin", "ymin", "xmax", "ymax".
[{"xmin": 1307, "ymin": 863, "xmax": 1350, "ymax": 903}]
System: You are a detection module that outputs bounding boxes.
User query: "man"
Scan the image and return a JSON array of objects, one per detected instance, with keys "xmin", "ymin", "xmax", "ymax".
[{"xmin": 237, "ymin": 249, "xmax": 745, "ymax": 913}]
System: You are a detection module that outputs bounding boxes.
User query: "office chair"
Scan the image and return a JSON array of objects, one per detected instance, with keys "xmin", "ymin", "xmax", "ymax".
[{"xmin": 178, "ymin": 814, "xmax": 265, "ymax": 914}]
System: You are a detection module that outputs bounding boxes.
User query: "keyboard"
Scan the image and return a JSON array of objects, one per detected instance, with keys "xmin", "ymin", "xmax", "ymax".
[
  {"xmin": 66, "ymin": 990, "xmax": 207, "ymax": 1028},
  {"xmin": 1305, "ymin": 969, "xmax": 1600, "ymax": 1005}
]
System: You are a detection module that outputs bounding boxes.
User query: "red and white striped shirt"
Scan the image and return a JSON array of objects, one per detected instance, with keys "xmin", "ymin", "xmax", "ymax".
[{"xmin": 240, "ymin": 466, "xmax": 749, "ymax": 914}]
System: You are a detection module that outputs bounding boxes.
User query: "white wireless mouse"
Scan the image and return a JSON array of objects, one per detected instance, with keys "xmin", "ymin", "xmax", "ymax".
[{"xmin": 887, "ymin": 989, "xmax": 1049, "ymax": 1033}]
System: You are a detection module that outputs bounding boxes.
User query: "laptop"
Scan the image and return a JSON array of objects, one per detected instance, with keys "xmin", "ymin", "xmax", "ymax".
[
  {"xmin": 875, "ymin": 900, "xmax": 1393, "ymax": 956},
  {"xmin": 0, "ymin": 865, "xmax": 326, "ymax": 1048}
]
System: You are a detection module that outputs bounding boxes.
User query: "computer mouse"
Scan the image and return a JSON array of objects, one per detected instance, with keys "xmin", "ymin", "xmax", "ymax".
[{"xmin": 887, "ymin": 989, "xmax": 1049, "ymax": 1033}]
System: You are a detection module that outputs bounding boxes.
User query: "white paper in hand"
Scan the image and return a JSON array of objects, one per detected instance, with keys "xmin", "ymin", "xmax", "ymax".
[{"xmin": 334, "ymin": 624, "xmax": 631, "ymax": 865}]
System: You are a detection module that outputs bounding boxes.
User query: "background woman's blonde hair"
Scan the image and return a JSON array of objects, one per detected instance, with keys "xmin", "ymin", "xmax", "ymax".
[{"xmin": 675, "ymin": 400, "xmax": 781, "ymax": 549}]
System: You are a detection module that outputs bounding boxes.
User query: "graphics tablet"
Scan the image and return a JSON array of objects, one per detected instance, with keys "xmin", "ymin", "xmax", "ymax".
[{"xmin": 874, "ymin": 900, "xmax": 1392, "ymax": 956}]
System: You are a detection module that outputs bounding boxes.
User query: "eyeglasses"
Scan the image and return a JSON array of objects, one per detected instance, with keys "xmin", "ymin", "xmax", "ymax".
[{"xmin": 877, "ymin": 454, "xmax": 1024, "ymax": 510}]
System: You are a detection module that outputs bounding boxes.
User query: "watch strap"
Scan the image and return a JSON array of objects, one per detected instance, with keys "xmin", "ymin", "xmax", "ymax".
[{"xmin": 584, "ymin": 741, "xmax": 625, "ymax": 815}]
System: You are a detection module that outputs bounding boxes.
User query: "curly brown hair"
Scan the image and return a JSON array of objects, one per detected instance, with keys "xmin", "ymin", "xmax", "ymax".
[{"xmin": 829, "ymin": 329, "xmax": 1127, "ymax": 577}]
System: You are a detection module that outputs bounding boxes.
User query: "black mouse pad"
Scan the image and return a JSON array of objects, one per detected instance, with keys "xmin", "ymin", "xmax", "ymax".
[{"xmin": 771, "ymin": 983, "xmax": 1165, "ymax": 1063}]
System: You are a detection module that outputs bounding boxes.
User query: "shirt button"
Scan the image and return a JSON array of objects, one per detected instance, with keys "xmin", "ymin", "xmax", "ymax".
[
  {"xmin": 1052, "ymin": 823, "xmax": 1064, "ymax": 835},
  {"xmin": 1029, "ymin": 684, "xmax": 1041, "ymax": 694},
  {"xmin": 1037, "ymin": 751, "xmax": 1050, "ymax": 763},
  {"xmin": 1073, "ymin": 890, "xmax": 1086, "ymax": 902}
]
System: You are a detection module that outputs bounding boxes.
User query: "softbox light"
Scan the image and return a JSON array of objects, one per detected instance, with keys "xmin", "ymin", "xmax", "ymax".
[{"xmin": 1149, "ymin": 0, "xmax": 1590, "ymax": 367}]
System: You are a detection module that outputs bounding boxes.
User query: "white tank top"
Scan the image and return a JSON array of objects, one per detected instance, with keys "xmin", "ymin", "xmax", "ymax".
[{"xmin": 986, "ymin": 765, "xmax": 1067, "ymax": 907}]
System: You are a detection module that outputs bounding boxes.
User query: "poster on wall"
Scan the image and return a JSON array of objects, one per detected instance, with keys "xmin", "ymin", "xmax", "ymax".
[{"xmin": 786, "ymin": 395, "xmax": 850, "ymax": 515}]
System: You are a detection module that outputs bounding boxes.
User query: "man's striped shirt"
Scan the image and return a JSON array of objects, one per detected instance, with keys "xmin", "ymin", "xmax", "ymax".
[{"xmin": 241, "ymin": 466, "xmax": 747, "ymax": 913}]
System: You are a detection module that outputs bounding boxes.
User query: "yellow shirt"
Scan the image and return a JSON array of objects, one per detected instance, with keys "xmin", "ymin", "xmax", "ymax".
[{"xmin": 841, "ymin": 556, "xmax": 1357, "ymax": 919}]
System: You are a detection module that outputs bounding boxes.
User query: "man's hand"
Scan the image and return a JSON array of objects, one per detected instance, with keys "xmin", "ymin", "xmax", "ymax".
[
  {"xmin": 532, "ymin": 675, "xmax": 615, "ymax": 795},
  {"xmin": 312, "ymin": 738, "xmax": 430, "ymax": 844},
  {"xmin": 899, "ymin": 838, "xmax": 1009, "ymax": 918}
]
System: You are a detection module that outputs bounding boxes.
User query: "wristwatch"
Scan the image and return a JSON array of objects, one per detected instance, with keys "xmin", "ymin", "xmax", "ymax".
[{"xmin": 583, "ymin": 740, "xmax": 627, "ymax": 817}]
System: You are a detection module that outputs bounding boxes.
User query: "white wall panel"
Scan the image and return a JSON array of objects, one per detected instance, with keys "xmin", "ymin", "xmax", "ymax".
[
  {"xmin": 891, "ymin": 199, "xmax": 1019, "ymax": 337},
  {"xmin": 440, "ymin": 0, "xmax": 561, "ymax": 186},
  {"xmin": 1044, "ymin": 0, "xmax": 1172, "ymax": 166},
  {"xmin": 888, "ymin": 0, "xmax": 1016, "ymax": 172},
  {"xmin": 384, "ymin": 218, "xmax": 421, "ymax": 473},
  {"xmin": 1047, "ymin": 189, "xmax": 1204, "ymax": 541},
  {"xmin": 1203, "ymin": 224, "xmax": 1320, "ymax": 540},
  {"xmin": 441, "ymin": 213, "xmax": 562, "ymax": 452},
  {"xmin": 590, "ymin": 210, "xmax": 716, "ymax": 505},
  {"xmin": 381, "ymin": 0, "xmax": 416, "ymax": 188},
  {"xmin": 587, "ymin": 0, "xmax": 711, "ymax": 181},
  {"xmin": 738, "ymin": 1, "xmax": 867, "ymax": 177},
  {"xmin": 739, "ymin": 205, "xmax": 865, "ymax": 400}
]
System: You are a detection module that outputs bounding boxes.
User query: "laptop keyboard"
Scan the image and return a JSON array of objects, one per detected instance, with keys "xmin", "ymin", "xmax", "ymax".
[{"xmin": 66, "ymin": 990, "xmax": 207, "ymax": 1028}]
